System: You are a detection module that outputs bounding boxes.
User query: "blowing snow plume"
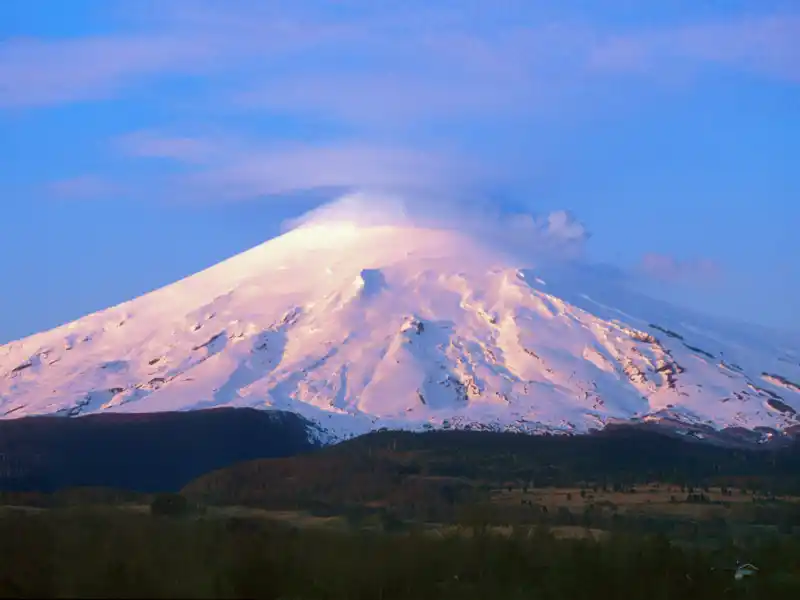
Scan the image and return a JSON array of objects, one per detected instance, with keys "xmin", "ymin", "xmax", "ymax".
[{"xmin": 284, "ymin": 191, "xmax": 591, "ymax": 264}]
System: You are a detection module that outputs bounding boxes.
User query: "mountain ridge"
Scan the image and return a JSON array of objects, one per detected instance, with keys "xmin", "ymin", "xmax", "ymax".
[{"xmin": 2, "ymin": 218, "xmax": 798, "ymax": 442}]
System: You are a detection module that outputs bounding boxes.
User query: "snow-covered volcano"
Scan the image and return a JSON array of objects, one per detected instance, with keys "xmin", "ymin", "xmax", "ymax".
[{"xmin": 2, "ymin": 212, "xmax": 799, "ymax": 442}]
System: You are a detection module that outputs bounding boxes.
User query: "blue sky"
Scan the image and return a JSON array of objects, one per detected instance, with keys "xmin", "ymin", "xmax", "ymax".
[{"xmin": 1, "ymin": 0, "xmax": 798, "ymax": 343}]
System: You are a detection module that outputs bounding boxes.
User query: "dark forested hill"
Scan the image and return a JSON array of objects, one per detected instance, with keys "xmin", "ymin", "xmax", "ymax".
[
  {"xmin": 0, "ymin": 408, "xmax": 319, "ymax": 492},
  {"xmin": 184, "ymin": 425, "xmax": 800, "ymax": 511}
]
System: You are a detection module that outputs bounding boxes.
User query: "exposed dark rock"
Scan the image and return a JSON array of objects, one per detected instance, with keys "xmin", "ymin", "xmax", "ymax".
[
  {"xmin": 402, "ymin": 317, "xmax": 425, "ymax": 335},
  {"xmin": 623, "ymin": 327, "xmax": 658, "ymax": 344},
  {"xmin": 748, "ymin": 382, "xmax": 782, "ymax": 400},
  {"xmin": 684, "ymin": 344, "xmax": 716, "ymax": 360},
  {"xmin": 649, "ymin": 324, "xmax": 684, "ymax": 340},
  {"xmin": 762, "ymin": 372, "xmax": 800, "ymax": 393},
  {"xmin": 767, "ymin": 398, "xmax": 797, "ymax": 416},
  {"xmin": 10, "ymin": 362, "xmax": 33, "ymax": 374},
  {"xmin": 99, "ymin": 360, "xmax": 127, "ymax": 372},
  {"xmin": 193, "ymin": 332, "xmax": 225, "ymax": 351},
  {"xmin": 655, "ymin": 358, "xmax": 684, "ymax": 389},
  {"xmin": 67, "ymin": 396, "xmax": 92, "ymax": 417},
  {"xmin": 622, "ymin": 360, "xmax": 648, "ymax": 384}
]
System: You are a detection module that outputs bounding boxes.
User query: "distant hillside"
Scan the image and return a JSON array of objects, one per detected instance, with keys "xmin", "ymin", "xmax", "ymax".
[
  {"xmin": 0, "ymin": 408, "xmax": 319, "ymax": 492},
  {"xmin": 183, "ymin": 426, "xmax": 800, "ymax": 512}
]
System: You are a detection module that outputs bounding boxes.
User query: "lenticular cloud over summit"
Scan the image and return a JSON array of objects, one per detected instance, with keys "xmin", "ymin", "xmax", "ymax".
[
  {"xmin": 284, "ymin": 192, "xmax": 418, "ymax": 231},
  {"xmin": 0, "ymin": 190, "xmax": 798, "ymax": 444},
  {"xmin": 285, "ymin": 192, "xmax": 591, "ymax": 264}
]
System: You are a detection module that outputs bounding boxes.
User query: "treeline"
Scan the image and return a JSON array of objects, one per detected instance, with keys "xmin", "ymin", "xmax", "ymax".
[
  {"xmin": 0, "ymin": 486, "xmax": 149, "ymax": 509},
  {"xmin": 0, "ymin": 408, "xmax": 317, "ymax": 492},
  {"xmin": 184, "ymin": 427, "xmax": 800, "ymax": 511},
  {"xmin": 2, "ymin": 414, "xmax": 799, "ymax": 497},
  {"xmin": 330, "ymin": 428, "xmax": 800, "ymax": 490},
  {"xmin": 462, "ymin": 496, "xmax": 800, "ymax": 543},
  {"xmin": 2, "ymin": 508, "xmax": 800, "ymax": 599}
]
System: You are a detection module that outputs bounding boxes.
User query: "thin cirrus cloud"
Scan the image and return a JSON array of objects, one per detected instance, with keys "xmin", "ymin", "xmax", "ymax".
[
  {"xmin": 116, "ymin": 130, "xmax": 220, "ymax": 163},
  {"xmin": 0, "ymin": 8, "xmax": 354, "ymax": 108},
  {"xmin": 116, "ymin": 129, "xmax": 591, "ymax": 263},
  {"xmin": 113, "ymin": 130, "xmax": 537, "ymax": 267},
  {"xmin": 588, "ymin": 15, "xmax": 800, "ymax": 82},
  {"xmin": 0, "ymin": 4, "xmax": 797, "ymax": 111},
  {"xmin": 115, "ymin": 131, "xmax": 493, "ymax": 203},
  {"xmin": 0, "ymin": 35, "xmax": 215, "ymax": 108},
  {"xmin": 7, "ymin": 3, "xmax": 800, "ymax": 210},
  {"xmin": 232, "ymin": 14, "xmax": 800, "ymax": 126},
  {"xmin": 32, "ymin": 4, "xmax": 791, "ymax": 207},
  {"xmin": 181, "ymin": 144, "xmax": 468, "ymax": 200},
  {"xmin": 234, "ymin": 71, "xmax": 535, "ymax": 125},
  {"xmin": 10, "ymin": 3, "xmax": 798, "ymax": 258}
]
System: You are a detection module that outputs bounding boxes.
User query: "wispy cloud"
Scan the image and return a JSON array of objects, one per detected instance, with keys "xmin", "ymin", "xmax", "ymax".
[
  {"xmin": 116, "ymin": 130, "xmax": 220, "ymax": 163},
  {"xmin": 234, "ymin": 71, "xmax": 531, "ymax": 125},
  {"xmin": 639, "ymin": 253, "xmax": 724, "ymax": 286},
  {"xmin": 589, "ymin": 15, "xmax": 800, "ymax": 83},
  {"xmin": 1, "ymin": 4, "xmax": 797, "ymax": 112},
  {"xmin": 181, "ymin": 143, "xmax": 478, "ymax": 200},
  {"xmin": 115, "ymin": 131, "xmax": 492, "ymax": 202},
  {"xmin": 18, "ymin": 3, "xmax": 800, "ymax": 220},
  {"xmin": 0, "ymin": 35, "xmax": 213, "ymax": 107},
  {"xmin": 0, "ymin": 8, "xmax": 352, "ymax": 108}
]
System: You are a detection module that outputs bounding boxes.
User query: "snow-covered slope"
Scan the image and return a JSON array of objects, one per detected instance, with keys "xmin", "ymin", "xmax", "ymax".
[{"xmin": 2, "ymin": 220, "xmax": 799, "ymax": 443}]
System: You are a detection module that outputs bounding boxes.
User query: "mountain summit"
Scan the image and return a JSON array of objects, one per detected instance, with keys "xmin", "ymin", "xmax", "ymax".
[{"xmin": 2, "ymin": 206, "xmax": 799, "ymax": 442}]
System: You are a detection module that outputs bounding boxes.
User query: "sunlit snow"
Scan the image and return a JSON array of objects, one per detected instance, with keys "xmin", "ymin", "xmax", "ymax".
[{"xmin": 1, "ymin": 200, "xmax": 798, "ymax": 442}]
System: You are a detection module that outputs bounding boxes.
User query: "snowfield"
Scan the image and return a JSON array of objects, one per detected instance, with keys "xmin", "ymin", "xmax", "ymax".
[{"xmin": 1, "ymin": 219, "xmax": 798, "ymax": 443}]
